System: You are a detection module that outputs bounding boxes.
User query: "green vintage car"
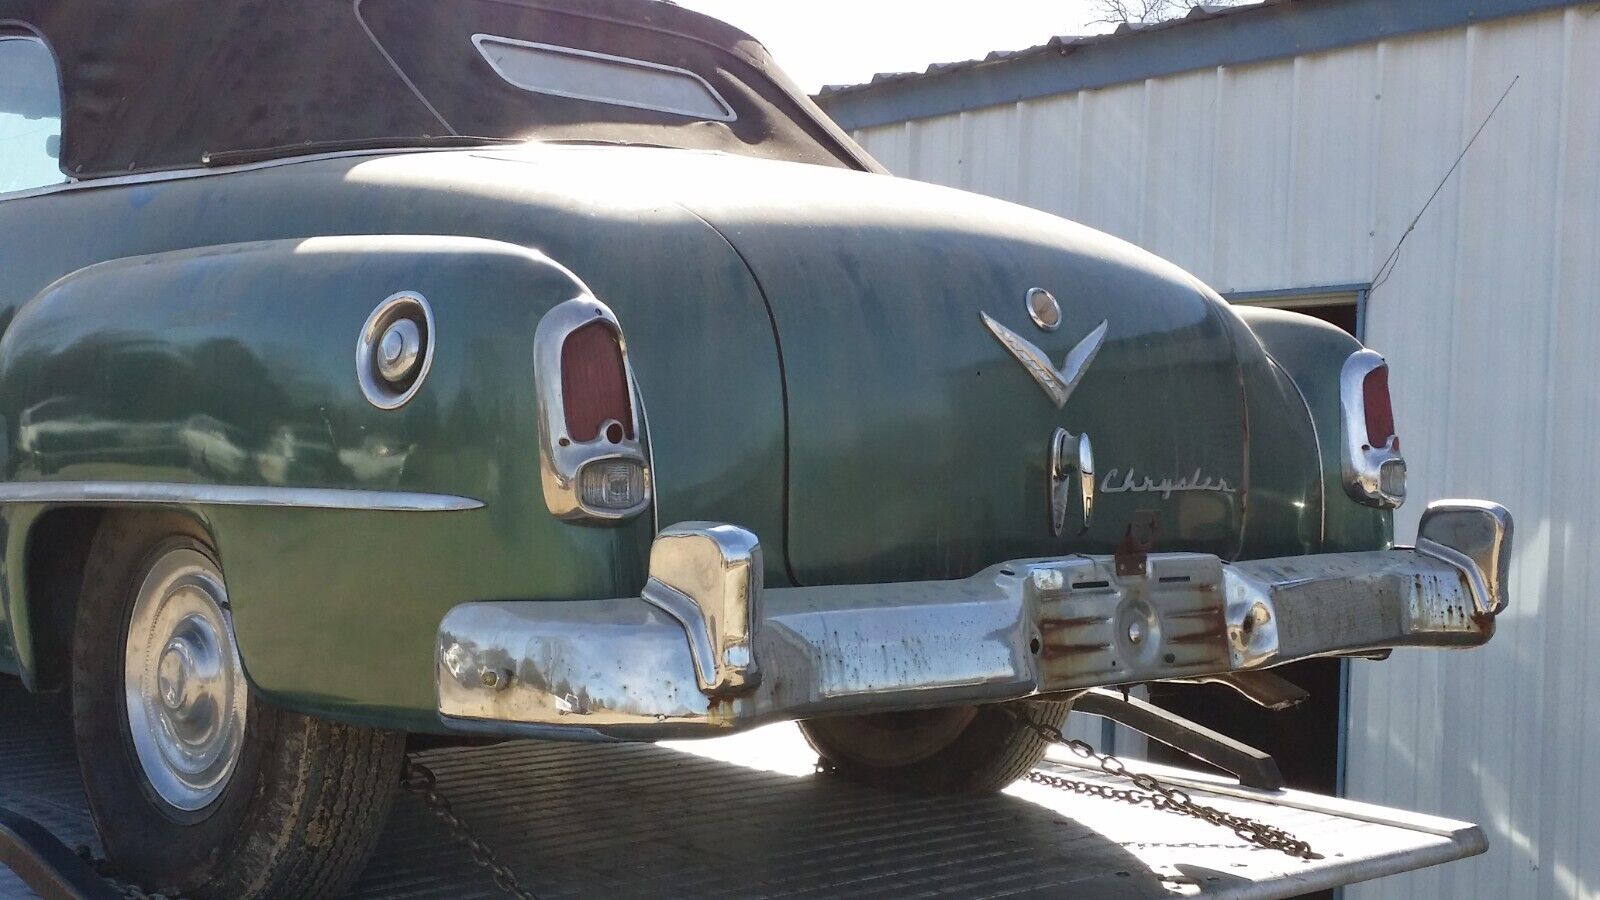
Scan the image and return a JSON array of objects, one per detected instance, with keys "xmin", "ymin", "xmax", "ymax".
[{"xmin": 0, "ymin": 0, "xmax": 1511, "ymax": 896}]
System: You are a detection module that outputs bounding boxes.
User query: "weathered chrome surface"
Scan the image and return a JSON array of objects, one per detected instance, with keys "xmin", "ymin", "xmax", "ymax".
[
  {"xmin": 979, "ymin": 310, "xmax": 1109, "ymax": 409},
  {"xmin": 531, "ymin": 295, "xmax": 652, "ymax": 523},
  {"xmin": 1049, "ymin": 427, "xmax": 1094, "ymax": 536},
  {"xmin": 123, "ymin": 548, "xmax": 247, "ymax": 811},
  {"xmin": 1026, "ymin": 287, "xmax": 1061, "ymax": 331},
  {"xmin": 1415, "ymin": 500, "xmax": 1514, "ymax": 615},
  {"xmin": 377, "ymin": 318, "xmax": 423, "ymax": 383},
  {"xmin": 0, "ymin": 481, "xmax": 482, "ymax": 511},
  {"xmin": 357, "ymin": 292, "xmax": 435, "ymax": 410},
  {"xmin": 639, "ymin": 522, "xmax": 761, "ymax": 695},
  {"xmin": 1340, "ymin": 349, "xmax": 1406, "ymax": 509},
  {"xmin": 436, "ymin": 501, "xmax": 1511, "ymax": 740}
]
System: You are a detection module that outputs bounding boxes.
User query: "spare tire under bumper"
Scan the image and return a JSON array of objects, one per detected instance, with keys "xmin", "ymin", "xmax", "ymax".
[{"xmin": 436, "ymin": 501, "xmax": 1511, "ymax": 742}]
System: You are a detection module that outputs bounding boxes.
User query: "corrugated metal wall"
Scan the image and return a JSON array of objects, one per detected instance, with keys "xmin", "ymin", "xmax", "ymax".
[{"xmin": 847, "ymin": 7, "xmax": 1600, "ymax": 899}]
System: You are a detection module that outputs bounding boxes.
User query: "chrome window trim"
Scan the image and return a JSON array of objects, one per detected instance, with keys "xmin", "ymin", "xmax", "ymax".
[
  {"xmin": 0, "ymin": 481, "xmax": 482, "ymax": 511},
  {"xmin": 471, "ymin": 33, "xmax": 737, "ymax": 123}
]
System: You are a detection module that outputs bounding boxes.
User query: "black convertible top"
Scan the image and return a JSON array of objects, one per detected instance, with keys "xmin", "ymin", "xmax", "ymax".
[{"xmin": 1, "ymin": 0, "xmax": 872, "ymax": 178}]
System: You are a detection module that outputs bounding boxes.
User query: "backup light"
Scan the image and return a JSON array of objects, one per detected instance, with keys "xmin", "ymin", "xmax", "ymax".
[{"xmin": 579, "ymin": 458, "xmax": 648, "ymax": 511}]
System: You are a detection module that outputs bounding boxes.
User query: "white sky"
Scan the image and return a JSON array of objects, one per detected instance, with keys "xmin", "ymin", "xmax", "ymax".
[{"xmin": 672, "ymin": 1, "xmax": 1119, "ymax": 93}]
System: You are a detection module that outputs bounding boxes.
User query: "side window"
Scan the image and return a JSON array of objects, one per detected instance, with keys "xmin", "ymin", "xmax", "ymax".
[{"xmin": 0, "ymin": 35, "xmax": 65, "ymax": 193}]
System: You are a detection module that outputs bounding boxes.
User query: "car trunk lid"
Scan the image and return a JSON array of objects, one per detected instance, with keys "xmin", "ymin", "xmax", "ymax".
[{"xmin": 675, "ymin": 159, "xmax": 1249, "ymax": 585}]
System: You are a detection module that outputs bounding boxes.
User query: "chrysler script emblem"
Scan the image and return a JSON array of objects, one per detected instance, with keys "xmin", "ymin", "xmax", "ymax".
[
  {"xmin": 981, "ymin": 310, "xmax": 1108, "ymax": 409},
  {"xmin": 1101, "ymin": 467, "xmax": 1237, "ymax": 498}
]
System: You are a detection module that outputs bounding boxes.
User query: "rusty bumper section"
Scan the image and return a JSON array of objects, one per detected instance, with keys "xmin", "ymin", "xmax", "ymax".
[{"xmin": 436, "ymin": 501, "xmax": 1511, "ymax": 741}]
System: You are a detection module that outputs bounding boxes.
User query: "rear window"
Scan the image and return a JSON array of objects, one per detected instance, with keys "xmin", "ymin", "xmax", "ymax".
[
  {"xmin": 473, "ymin": 34, "xmax": 735, "ymax": 122},
  {"xmin": 358, "ymin": 0, "xmax": 859, "ymax": 168}
]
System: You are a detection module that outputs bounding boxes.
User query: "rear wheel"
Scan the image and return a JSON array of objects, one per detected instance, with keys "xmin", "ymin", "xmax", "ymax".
[
  {"xmin": 70, "ymin": 513, "xmax": 405, "ymax": 898},
  {"xmin": 800, "ymin": 698, "xmax": 1072, "ymax": 795}
]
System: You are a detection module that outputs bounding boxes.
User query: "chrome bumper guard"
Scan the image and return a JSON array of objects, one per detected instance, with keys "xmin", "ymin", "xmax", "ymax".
[{"xmin": 437, "ymin": 501, "xmax": 1511, "ymax": 741}]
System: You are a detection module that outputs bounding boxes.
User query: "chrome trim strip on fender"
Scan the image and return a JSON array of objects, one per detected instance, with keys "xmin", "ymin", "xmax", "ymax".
[{"xmin": 0, "ymin": 481, "xmax": 482, "ymax": 511}]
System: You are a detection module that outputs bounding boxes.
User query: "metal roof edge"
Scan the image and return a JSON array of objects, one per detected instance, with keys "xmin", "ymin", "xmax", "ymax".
[{"xmin": 815, "ymin": 0, "xmax": 1586, "ymax": 131}]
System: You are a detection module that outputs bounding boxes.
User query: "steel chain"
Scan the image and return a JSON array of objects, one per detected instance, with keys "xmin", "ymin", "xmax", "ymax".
[
  {"xmin": 74, "ymin": 730, "xmax": 1307, "ymax": 900},
  {"xmin": 76, "ymin": 846, "xmax": 170, "ymax": 900},
  {"xmin": 402, "ymin": 759, "xmax": 541, "ymax": 900},
  {"xmin": 1015, "ymin": 714, "xmax": 1322, "ymax": 860}
]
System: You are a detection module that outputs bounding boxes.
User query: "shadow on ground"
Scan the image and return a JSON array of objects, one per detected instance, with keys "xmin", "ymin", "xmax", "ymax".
[{"xmin": 1, "ymin": 676, "xmax": 1165, "ymax": 898}]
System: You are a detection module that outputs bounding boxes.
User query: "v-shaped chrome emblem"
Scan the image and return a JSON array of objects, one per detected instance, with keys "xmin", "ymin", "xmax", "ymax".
[{"xmin": 980, "ymin": 311, "xmax": 1108, "ymax": 409}]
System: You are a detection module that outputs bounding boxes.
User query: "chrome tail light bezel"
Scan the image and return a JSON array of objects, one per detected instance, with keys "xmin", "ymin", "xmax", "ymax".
[
  {"xmin": 533, "ymin": 295, "xmax": 652, "ymax": 524},
  {"xmin": 1339, "ymin": 349, "xmax": 1405, "ymax": 509}
]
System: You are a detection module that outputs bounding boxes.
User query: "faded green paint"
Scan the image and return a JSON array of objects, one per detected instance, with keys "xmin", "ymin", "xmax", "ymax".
[
  {"xmin": 0, "ymin": 145, "xmax": 1387, "ymax": 729},
  {"xmin": 1233, "ymin": 306, "xmax": 1392, "ymax": 553}
]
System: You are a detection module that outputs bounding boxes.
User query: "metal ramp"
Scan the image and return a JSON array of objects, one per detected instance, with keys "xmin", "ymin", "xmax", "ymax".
[{"xmin": 0, "ymin": 677, "xmax": 1483, "ymax": 899}]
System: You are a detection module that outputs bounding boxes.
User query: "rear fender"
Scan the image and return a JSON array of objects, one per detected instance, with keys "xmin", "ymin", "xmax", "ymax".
[
  {"xmin": 1233, "ymin": 306, "xmax": 1392, "ymax": 553},
  {"xmin": 0, "ymin": 235, "xmax": 654, "ymax": 725}
]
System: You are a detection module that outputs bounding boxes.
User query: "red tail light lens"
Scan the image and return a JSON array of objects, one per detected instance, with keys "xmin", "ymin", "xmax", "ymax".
[
  {"xmin": 560, "ymin": 321, "xmax": 634, "ymax": 444},
  {"xmin": 1362, "ymin": 365, "xmax": 1398, "ymax": 451},
  {"xmin": 1341, "ymin": 349, "xmax": 1405, "ymax": 509}
]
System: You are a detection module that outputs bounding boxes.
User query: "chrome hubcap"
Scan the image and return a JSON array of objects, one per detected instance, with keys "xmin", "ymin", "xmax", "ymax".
[{"xmin": 123, "ymin": 547, "xmax": 247, "ymax": 812}]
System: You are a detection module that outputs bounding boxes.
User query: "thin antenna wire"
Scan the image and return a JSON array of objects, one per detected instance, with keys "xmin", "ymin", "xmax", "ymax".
[{"xmin": 1370, "ymin": 75, "xmax": 1519, "ymax": 294}]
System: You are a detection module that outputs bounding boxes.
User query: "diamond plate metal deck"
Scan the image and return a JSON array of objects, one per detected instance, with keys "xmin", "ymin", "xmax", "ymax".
[{"xmin": 0, "ymin": 675, "xmax": 1482, "ymax": 899}]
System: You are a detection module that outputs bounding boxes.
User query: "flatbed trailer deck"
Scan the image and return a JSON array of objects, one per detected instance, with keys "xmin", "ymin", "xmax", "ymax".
[{"xmin": 0, "ymin": 678, "xmax": 1482, "ymax": 899}]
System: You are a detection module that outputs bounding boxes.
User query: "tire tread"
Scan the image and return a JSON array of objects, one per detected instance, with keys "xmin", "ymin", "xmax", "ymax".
[
  {"xmin": 69, "ymin": 512, "xmax": 404, "ymax": 899},
  {"xmin": 802, "ymin": 699, "xmax": 1072, "ymax": 795}
]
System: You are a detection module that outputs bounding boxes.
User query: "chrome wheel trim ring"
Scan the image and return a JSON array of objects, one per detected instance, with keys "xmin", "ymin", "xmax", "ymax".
[{"xmin": 123, "ymin": 547, "xmax": 247, "ymax": 812}]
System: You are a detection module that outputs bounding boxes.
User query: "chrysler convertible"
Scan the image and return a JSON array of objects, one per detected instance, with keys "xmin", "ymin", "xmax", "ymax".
[{"xmin": 0, "ymin": 0, "xmax": 1511, "ymax": 896}]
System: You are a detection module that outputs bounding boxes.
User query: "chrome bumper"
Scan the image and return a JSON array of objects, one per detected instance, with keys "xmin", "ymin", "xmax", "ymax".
[{"xmin": 437, "ymin": 501, "xmax": 1511, "ymax": 741}]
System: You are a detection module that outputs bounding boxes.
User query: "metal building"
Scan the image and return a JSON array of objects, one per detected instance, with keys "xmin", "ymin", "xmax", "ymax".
[{"xmin": 816, "ymin": 2, "xmax": 1600, "ymax": 898}]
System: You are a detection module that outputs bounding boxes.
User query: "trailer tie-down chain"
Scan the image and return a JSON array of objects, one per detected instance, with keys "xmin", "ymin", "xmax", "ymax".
[
  {"xmin": 401, "ymin": 758, "xmax": 541, "ymax": 900},
  {"xmin": 1014, "ymin": 715, "xmax": 1323, "ymax": 861},
  {"xmin": 71, "ymin": 761, "xmax": 538, "ymax": 900},
  {"xmin": 75, "ymin": 846, "xmax": 171, "ymax": 900}
]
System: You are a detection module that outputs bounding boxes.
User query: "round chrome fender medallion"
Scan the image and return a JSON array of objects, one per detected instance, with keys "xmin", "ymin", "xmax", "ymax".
[
  {"xmin": 1026, "ymin": 287, "xmax": 1062, "ymax": 332},
  {"xmin": 358, "ymin": 292, "xmax": 436, "ymax": 409},
  {"xmin": 124, "ymin": 547, "xmax": 247, "ymax": 812}
]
